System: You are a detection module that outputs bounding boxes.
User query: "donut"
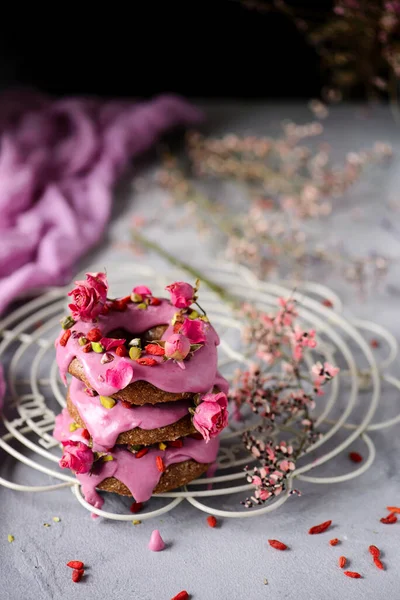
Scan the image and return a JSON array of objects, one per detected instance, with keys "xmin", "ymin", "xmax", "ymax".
[
  {"xmin": 67, "ymin": 358, "xmax": 194, "ymax": 405},
  {"xmin": 96, "ymin": 460, "xmax": 210, "ymax": 497},
  {"xmin": 53, "ymin": 405, "xmax": 219, "ymax": 505},
  {"xmin": 66, "ymin": 377, "xmax": 196, "ymax": 450},
  {"xmin": 56, "ymin": 278, "xmax": 229, "ymax": 404},
  {"xmin": 77, "ymin": 437, "xmax": 220, "ymax": 505},
  {"xmin": 54, "ymin": 274, "xmax": 229, "ymax": 508}
]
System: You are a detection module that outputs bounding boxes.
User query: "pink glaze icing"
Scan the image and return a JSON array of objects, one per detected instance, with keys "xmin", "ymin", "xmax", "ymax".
[
  {"xmin": 148, "ymin": 530, "xmax": 165, "ymax": 552},
  {"xmin": 76, "ymin": 436, "xmax": 219, "ymax": 506},
  {"xmin": 56, "ymin": 299, "xmax": 228, "ymax": 397},
  {"xmin": 53, "ymin": 407, "xmax": 87, "ymax": 444},
  {"xmin": 68, "ymin": 377, "xmax": 192, "ymax": 452}
]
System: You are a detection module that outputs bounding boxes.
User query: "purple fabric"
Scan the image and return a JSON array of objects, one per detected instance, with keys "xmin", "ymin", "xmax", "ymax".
[{"xmin": 0, "ymin": 91, "xmax": 202, "ymax": 316}]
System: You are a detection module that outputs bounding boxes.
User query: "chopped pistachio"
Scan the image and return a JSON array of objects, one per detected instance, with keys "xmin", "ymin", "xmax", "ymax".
[
  {"xmin": 129, "ymin": 347, "xmax": 142, "ymax": 360},
  {"xmin": 78, "ymin": 336, "xmax": 88, "ymax": 346},
  {"xmin": 103, "ymin": 455, "xmax": 114, "ymax": 462},
  {"xmin": 100, "ymin": 396, "xmax": 116, "ymax": 409},
  {"xmin": 132, "ymin": 520, "xmax": 141, "ymax": 525},
  {"xmin": 190, "ymin": 344, "xmax": 203, "ymax": 352},
  {"xmin": 43, "ymin": 523, "xmax": 51, "ymax": 528},
  {"xmin": 69, "ymin": 422, "xmax": 79, "ymax": 432},
  {"xmin": 7, "ymin": 535, "xmax": 14, "ymax": 543},
  {"xmin": 91, "ymin": 342, "xmax": 105, "ymax": 353},
  {"xmin": 52, "ymin": 517, "xmax": 60, "ymax": 523},
  {"xmin": 137, "ymin": 302, "xmax": 147, "ymax": 310},
  {"xmin": 60, "ymin": 316, "xmax": 76, "ymax": 330},
  {"xmin": 188, "ymin": 310, "xmax": 199, "ymax": 320},
  {"xmin": 130, "ymin": 445, "xmax": 142, "ymax": 452},
  {"xmin": 171, "ymin": 312, "xmax": 180, "ymax": 325},
  {"xmin": 131, "ymin": 293, "xmax": 143, "ymax": 303}
]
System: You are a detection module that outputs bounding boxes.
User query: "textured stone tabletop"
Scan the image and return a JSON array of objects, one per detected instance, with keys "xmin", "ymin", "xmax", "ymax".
[{"xmin": 1, "ymin": 103, "xmax": 400, "ymax": 600}]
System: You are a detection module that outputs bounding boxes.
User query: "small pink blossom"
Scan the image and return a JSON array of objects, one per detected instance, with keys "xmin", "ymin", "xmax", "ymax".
[
  {"xmin": 279, "ymin": 460, "xmax": 295, "ymax": 472},
  {"xmin": 311, "ymin": 361, "xmax": 339, "ymax": 391},
  {"xmin": 311, "ymin": 361, "xmax": 339, "ymax": 395},
  {"xmin": 259, "ymin": 489, "xmax": 272, "ymax": 501},
  {"xmin": 105, "ymin": 363, "xmax": 133, "ymax": 390},
  {"xmin": 133, "ymin": 285, "xmax": 152, "ymax": 298},
  {"xmin": 324, "ymin": 362, "xmax": 340, "ymax": 378},
  {"xmin": 164, "ymin": 334, "xmax": 191, "ymax": 361},
  {"xmin": 181, "ymin": 318, "xmax": 206, "ymax": 343},
  {"xmin": 193, "ymin": 392, "xmax": 229, "ymax": 442},
  {"xmin": 100, "ymin": 337, "xmax": 126, "ymax": 351},
  {"xmin": 276, "ymin": 297, "xmax": 298, "ymax": 327},
  {"xmin": 59, "ymin": 440, "xmax": 93, "ymax": 474},
  {"xmin": 291, "ymin": 326, "xmax": 317, "ymax": 361},
  {"xmin": 165, "ymin": 281, "xmax": 195, "ymax": 308},
  {"xmin": 266, "ymin": 446, "xmax": 276, "ymax": 461},
  {"xmin": 68, "ymin": 272, "xmax": 108, "ymax": 322}
]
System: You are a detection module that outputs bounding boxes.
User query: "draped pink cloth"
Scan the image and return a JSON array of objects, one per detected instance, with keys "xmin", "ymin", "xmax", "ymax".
[{"xmin": 0, "ymin": 91, "xmax": 202, "ymax": 315}]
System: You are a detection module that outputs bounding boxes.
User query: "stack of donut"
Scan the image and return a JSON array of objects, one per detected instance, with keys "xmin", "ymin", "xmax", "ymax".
[{"xmin": 53, "ymin": 273, "xmax": 229, "ymax": 509}]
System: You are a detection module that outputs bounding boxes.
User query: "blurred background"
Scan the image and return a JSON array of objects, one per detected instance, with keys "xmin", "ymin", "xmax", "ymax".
[
  {"xmin": 1, "ymin": 0, "xmax": 399, "ymax": 316},
  {"xmin": 0, "ymin": 1, "xmax": 365, "ymax": 100}
]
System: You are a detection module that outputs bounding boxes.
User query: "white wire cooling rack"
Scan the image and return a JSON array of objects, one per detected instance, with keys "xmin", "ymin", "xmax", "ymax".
[{"xmin": 0, "ymin": 261, "xmax": 399, "ymax": 521}]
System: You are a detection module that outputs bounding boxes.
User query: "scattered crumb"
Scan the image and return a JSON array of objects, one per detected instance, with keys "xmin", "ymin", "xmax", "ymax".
[
  {"xmin": 132, "ymin": 520, "xmax": 141, "ymax": 525},
  {"xmin": 52, "ymin": 517, "xmax": 61, "ymax": 523},
  {"xmin": 263, "ymin": 578, "xmax": 268, "ymax": 585},
  {"xmin": 7, "ymin": 535, "xmax": 14, "ymax": 543},
  {"xmin": 43, "ymin": 523, "xmax": 51, "ymax": 528}
]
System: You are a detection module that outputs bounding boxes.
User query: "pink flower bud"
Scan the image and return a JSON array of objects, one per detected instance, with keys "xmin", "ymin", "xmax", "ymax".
[
  {"xmin": 132, "ymin": 285, "xmax": 152, "ymax": 298},
  {"xmin": 68, "ymin": 272, "xmax": 108, "ymax": 322},
  {"xmin": 59, "ymin": 440, "xmax": 93, "ymax": 474},
  {"xmin": 192, "ymin": 392, "xmax": 229, "ymax": 442},
  {"xmin": 165, "ymin": 281, "xmax": 195, "ymax": 308},
  {"xmin": 164, "ymin": 334, "xmax": 191, "ymax": 361},
  {"xmin": 181, "ymin": 318, "xmax": 206, "ymax": 343}
]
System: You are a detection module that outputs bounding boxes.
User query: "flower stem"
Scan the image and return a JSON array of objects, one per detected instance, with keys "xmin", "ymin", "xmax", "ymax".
[{"xmin": 131, "ymin": 230, "xmax": 238, "ymax": 306}]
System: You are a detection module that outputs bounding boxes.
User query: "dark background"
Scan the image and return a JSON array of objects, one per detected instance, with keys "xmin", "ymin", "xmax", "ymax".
[{"xmin": 0, "ymin": 1, "xmax": 332, "ymax": 99}]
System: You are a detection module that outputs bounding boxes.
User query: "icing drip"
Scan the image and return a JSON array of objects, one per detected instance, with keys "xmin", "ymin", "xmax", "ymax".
[
  {"xmin": 68, "ymin": 377, "xmax": 192, "ymax": 452},
  {"xmin": 53, "ymin": 408, "xmax": 87, "ymax": 444},
  {"xmin": 77, "ymin": 436, "xmax": 220, "ymax": 506},
  {"xmin": 56, "ymin": 299, "xmax": 226, "ymax": 396}
]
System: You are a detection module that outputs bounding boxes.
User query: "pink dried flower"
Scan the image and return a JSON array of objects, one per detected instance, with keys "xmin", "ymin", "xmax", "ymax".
[
  {"xmin": 193, "ymin": 392, "xmax": 229, "ymax": 442},
  {"xmin": 59, "ymin": 440, "xmax": 93, "ymax": 474},
  {"xmin": 100, "ymin": 337, "xmax": 126, "ymax": 351},
  {"xmin": 292, "ymin": 326, "xmax": 317, "ymax": 361},
  {"xmin": 164, "ymin": 334, "xmax": 191, "ymax": 361},
  {"xmin": 105, "ymin": 363, "xmax": 133, "ymax": 390},
  {"xmin": 311, "ymin": 361, "xmax": 340, "ymax": 393},
  {"xmin": 133, "ymin": 285, "xmax": 152, "ymax": 298},
  {"xmin": 68, "ymin": 272, "xmax": 108, "ymax": 322},
  {"xmin": 181, "ymin": 318, "xmax": 206, "ymax": 343},
  {"xmin": 166, "ymin": 281, "xmax": 195, "ymax": 308}
]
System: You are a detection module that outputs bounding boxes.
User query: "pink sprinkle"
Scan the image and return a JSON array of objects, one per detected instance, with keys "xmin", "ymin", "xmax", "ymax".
[{"xmin": 148, "ymin": 529, "xmax": 165, "ymax": 552}]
